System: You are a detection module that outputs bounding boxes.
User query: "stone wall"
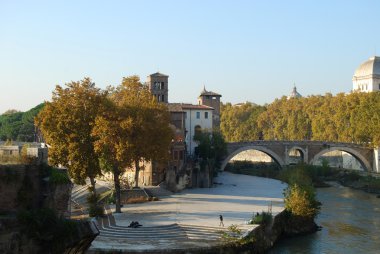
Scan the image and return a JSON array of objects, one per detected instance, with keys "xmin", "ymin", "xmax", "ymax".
[{"xmin": 0, "ymin": 165, "xmax": 41, "ymax": 213}]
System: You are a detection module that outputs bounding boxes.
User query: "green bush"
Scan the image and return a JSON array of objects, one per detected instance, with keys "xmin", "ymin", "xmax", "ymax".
[
  {"xmin": 250, "ymin": 211, "xmax": 272, "ymax": 226},
  {"xmin": 86, "ymin": 189, "xmax": 104, "ymax": 217},
  {"xmin": 50, "ymin": 168, "xmax": 71, "ymax": 184},
  {"xmin": 226, "ymin": 161, "xmax": 279, "ymax": 178}
]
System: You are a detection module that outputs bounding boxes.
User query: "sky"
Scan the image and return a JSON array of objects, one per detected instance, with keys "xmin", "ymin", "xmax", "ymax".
[{"xmin": 1, "ymin": 0, "xmax": 380, "ymax": 113}]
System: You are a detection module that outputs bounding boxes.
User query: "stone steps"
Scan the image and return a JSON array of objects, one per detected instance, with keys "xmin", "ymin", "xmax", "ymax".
[{"xmin": 97, "ymin": 211, "xmax": 222, "ymax": 241}]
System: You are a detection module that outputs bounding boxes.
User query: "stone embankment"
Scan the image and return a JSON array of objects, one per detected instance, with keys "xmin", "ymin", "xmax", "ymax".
[{"xmin": 0, "ymin": 164, "xmax": 99, "ymax": 253}]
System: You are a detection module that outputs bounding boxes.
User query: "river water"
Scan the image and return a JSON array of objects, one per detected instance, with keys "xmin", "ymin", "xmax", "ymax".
[{"xmin": 268, "ymin": 182, "xmax": 380, "ymax": 254}]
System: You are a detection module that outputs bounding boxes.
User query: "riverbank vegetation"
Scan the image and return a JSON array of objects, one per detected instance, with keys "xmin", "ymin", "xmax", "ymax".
[
  {"xmin": 226, "ymin": 160, "xmax": 380, "ymax": 195},
  {"xmin": 221, "ymin": 92, "xmax": 380, "ymax": 146}
]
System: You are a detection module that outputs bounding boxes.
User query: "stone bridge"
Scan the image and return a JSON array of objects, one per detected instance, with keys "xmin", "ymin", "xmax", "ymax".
[{"xmin": 221, "ymin": 141, "xmax": 380, "ymax": 172}]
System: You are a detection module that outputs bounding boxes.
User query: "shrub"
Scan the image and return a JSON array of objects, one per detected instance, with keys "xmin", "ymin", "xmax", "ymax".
[
  {"xmin": 50, "ymin": 168, "xmax": 71, "ymax": 184},
  {"xmin": 250, "ymin": 211, "xmax": 272, "ymax": 226},
  {"xmin": 86, "ymin": 188, "xmax": 104, "ymax": 217},
  {"xmin": 284, "ymin": 183, "xmax": 320, "ymax": 218},
  {"xmin": 221, "ymin": 224, "xmax": 243, "ymax": 243}
]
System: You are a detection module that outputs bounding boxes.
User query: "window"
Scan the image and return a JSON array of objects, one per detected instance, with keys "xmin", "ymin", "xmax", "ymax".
[
  {"xmin": 161, "ymin": 95, "xmax": 165, "ymax": 102},
  {"xmin": 196, "ymin": 112, "xmax": 200, "ymax": 119},
  {"xmin": 184, "ymin": 112, "xmax": 187, "ymax": 119},
  {"xmin": 378, "ymin": 84, "xmax": 380, "ymax": 89},
  {"xmin": 161, "ymin": 82, "xmax": 165, "ymax": 90},
  {"xmin": 204, "ymin": 112, "xmax": 208, "ymax": 119},
  {"xmin": 206, "ymin": 95, "xmax": 210, "ymax": 99}
]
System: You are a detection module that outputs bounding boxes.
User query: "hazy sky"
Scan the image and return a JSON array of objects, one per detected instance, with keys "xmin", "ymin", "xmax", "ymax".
[{"xmin": 1, "ymin": 0, "xmax": 380, "ymax": 113}]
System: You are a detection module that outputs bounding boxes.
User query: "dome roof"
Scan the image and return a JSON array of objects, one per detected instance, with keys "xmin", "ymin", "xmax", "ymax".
[{"xmin": 353, "ymin": 56, "xmax": 380, "ymax": 78}]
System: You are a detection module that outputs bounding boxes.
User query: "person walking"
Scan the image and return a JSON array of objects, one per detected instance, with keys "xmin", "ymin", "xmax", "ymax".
[{"xmin": 219, "ymin": 214, "xmax": 224, "ymax": 227}]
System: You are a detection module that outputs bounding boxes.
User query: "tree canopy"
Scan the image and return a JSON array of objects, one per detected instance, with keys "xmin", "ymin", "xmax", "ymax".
[
  {"xmin": 221, "ymin": 92, "xmax": 380, "ymax": 146},
  {"xmin": 35, "ymin": 78, "xmax": 107, "ymax": 188},
  {"xmin": 0, "ymin": 103, "xmax": 44, "ymax": 142},
  {"xmin": 92, "ymin": 76, "xmax": 173, "ymax": 212}
]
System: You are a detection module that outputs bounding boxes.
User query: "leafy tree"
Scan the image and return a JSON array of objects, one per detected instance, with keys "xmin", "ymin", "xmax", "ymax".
[
  {"xmin": 0, "ymin": 104, "xmax": 44, "ymax": 142},
  {"xmin": 220, "ymin": 102, "xmax": 266, "ymax": 142},
  {"xmin": 35, "ymin": 78, "xmax": 106, "ymax": 193},
  {"xmin": 284, "ymin": 183, "xmax": 319, "ymax": 218},
  {"xmin": 194, "ymin": 130, "xmax": 227, "ymax": 183},
  {"xmin": 92, "ymin": 76, "xmax": 173, "ymax": 212}
]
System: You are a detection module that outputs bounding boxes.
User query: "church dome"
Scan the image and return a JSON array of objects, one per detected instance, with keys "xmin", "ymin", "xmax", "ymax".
[{"xmin": 353, "ymin": 56, "xmax": 380, "ymax": 79}]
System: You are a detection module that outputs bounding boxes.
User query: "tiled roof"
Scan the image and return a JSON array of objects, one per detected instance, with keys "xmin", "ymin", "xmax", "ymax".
[
  {"xmin": 167, "ymin": 103, "xmax": 214, "ymax": 111},
  {"xmin": 167, "ymin": 103, "xmax": 184, "ymax": 112},
  {"xmin": 181, "ymin": 104, "xmax": 214, "ymax": 110}
]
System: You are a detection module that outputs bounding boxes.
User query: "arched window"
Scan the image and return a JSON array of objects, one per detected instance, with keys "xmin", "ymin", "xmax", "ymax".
[{"xmin": 194, "ymin": 125, "xmax": 202, "ymax": 136}]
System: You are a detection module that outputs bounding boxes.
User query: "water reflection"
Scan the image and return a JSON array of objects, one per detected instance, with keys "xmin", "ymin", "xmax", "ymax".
[{"xmin": 268, "ymin": 184, "xmax": 380, "ymax": 254}]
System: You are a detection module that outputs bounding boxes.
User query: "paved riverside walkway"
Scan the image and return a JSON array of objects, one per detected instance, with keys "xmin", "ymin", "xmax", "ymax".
[{"xmin": 89, "ymin": 172, "xmax": 286, "ymax": 253}]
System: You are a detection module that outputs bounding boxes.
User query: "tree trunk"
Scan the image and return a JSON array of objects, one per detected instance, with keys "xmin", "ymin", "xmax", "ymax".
[
  {"xmin": 113, "ymin": 167, "xmax": 122, "ymax": 213},
  {"xmin": 134, "ymin": 159, "xmax": 140, "ymax": 188},
  {"xmin": 89, "ymin": 176, "xmax": 97, "ymax": 196}
]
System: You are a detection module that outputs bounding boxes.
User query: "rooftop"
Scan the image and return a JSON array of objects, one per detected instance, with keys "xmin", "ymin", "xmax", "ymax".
[
  {"xmin": 199, "ymin": 86, "xmax": 221, "ymax": 97},
  {"xmin": 148, "ymin": 72, "xmax": 169, "ymax": 77},
  {"xmin": 167, "ymin": 103, "xmax": 214, "ymax": 112}
]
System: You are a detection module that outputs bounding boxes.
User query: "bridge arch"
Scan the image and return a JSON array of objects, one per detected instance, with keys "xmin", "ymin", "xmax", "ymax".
[
  {"xmin": 220, "ymin": 145, "xmax": 285, "ymax": 171},
  {"xmin": 310, "ymin": 146, "xmax": 372, "ymax": 171},
  {"xmin": 287, "ymin": 146, "xmax": 307, "ymax": 163}
]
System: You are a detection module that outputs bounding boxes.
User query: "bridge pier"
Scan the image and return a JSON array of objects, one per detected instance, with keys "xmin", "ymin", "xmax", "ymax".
[{"xmin": 374, "ymin": 147, "xmax": 380, "ymax": 173}]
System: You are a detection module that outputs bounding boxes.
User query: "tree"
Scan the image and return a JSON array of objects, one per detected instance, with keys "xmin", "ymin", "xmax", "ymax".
[
  {"xmin": 0, "ymin": 104, "xmax": 44, "ymax": 142},
  {"xmin": 220, "ymin": 102, "xmax": 266, "ymax": 142},
  {"xmin": 194, "ymin": 130, "xmax": 227, "ymax": 182},
  {"xmin": 112, "ymin": 76, "xmax": 173, "ymax": 188},
  {"xmin": 92, "ymin": 76, "xmax": 173, "ymax": 212},
  {"xmin": 284, "ymin": 183, "xmax": 319, "ymax": 218},
  {"xmin": 35, "ymin": 78, "xmax": 106, "ymax": 193}
]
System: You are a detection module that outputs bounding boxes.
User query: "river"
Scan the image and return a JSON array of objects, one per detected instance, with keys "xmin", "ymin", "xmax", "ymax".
[{"xmin": 268, "ymin": 182, "xmax": 380, "ymax": 254}]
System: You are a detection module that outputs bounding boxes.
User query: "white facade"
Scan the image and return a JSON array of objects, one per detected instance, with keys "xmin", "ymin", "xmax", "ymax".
[
  {"xmin": 182, "ymin": 105, "xmax": 213, "ymax": 155},
  {"xmin": 352, "ymin": 56, "xmax": 380, "ymax": 92}
]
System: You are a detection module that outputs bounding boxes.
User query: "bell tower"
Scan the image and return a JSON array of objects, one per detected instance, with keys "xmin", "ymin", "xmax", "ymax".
[
  {"xmin": 146, "ymin": 72, "xmax": 169, "ymax": 103},
  {"xmin": 198, "ymin": 86, "xmax": 222, "ymax": 129}
]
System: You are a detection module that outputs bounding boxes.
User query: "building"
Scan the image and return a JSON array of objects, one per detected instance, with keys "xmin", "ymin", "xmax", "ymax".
[
  {"xmin": 352, "ymin": 56, "xmax": 380, "ymax": 92},
  {"xmin": 146, "ymin": 72, "xmax": 169, "ymax": 103},
  {"xmin": 181, "ymin": 104, "xmax": 214, "ymax": 155},
  {"xmin": 287, "ymin": 85, "xmax": 302, "ymax": 99},
  {"xmin": 198, "ymin": 86, "xmax": 221, "ymax": 129},
  {"xmin": 125, "ymin": 73, "xmax": 220, "ymax": 187}
]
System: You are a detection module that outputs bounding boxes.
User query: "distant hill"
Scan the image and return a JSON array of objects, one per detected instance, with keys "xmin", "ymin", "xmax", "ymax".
[{"xmin": 0, "ymin": 103, "xmax": 45, "ymax": 142}]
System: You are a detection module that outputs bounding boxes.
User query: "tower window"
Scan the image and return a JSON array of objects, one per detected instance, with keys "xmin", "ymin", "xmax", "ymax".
[
  {"xmin": 196, "ymin": 112, "xmax": 200, "ymax": 119},
  {"xmin": 204, "ymin": 112, "xmax": 208, "ymax": 119},
  {"xmin": 161, "ymin": 82, "xmax": 165, "ymax": 90},
  {"xmin": 161, "ymin": 95, "xmax": 165, "ymax": 102}
]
